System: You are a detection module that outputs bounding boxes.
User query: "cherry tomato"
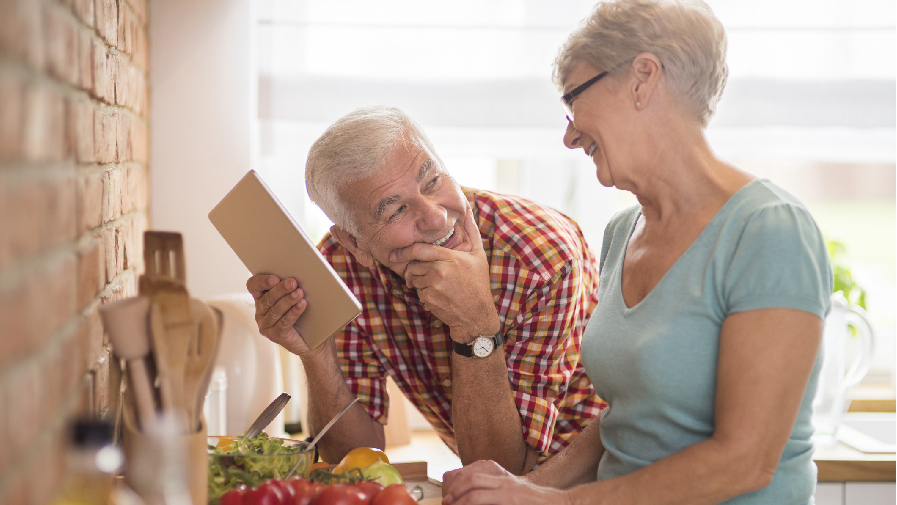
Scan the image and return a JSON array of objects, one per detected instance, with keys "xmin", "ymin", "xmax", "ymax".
[
  {"xmin": 220, "ymin": 486, "xmax": 247, "ymax": 505},
  {"xmin": 309, "ymin": 484, "xmax": 366, "ymax": 505},
  {"xmin": 353, "ymin": 481, "xmax": 384, "ymax": 503},
  {"xmin": 269, "ymin": 479, "xmax": 295, "ymax": 503},
  {"xmin": 332, "ymin": 447, "xmax": 390, "ymax": 474},
  {"xmin": 287, "ymin": 476, "xmax": 325, "ymax": 505},
  {"xmin": 244, "ymin": 480, "xmax": 285, "ymax": 505},
  {"xmin": 371, "ymin": 484, "xmax": 417, "ymax": 505}
]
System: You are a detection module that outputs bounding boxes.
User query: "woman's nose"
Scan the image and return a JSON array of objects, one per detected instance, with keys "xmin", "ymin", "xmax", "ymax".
[{"xmin": 563, "ymin": 118, "xmax": 581, "ymax": 149}]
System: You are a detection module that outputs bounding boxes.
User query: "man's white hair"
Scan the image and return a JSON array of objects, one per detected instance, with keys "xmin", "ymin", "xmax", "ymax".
[
  {"xmin": 553, "ymin": 0, "xmax": 728, "ymax": 127},
  {"xmin": 305, "ymin": 105, "xmax": 443, "ymax": 237}
]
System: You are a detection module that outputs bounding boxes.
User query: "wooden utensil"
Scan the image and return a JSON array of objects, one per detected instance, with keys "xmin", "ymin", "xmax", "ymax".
[
  {"xmin": 141, "ymin": 231, "xmax": 194, "ymax": 433},
  {"xmin": 100, "ymin": 296, "xmax": 157, "ymax": 431},
  {"xmin": 184, "ymin": 299, "xmax": 223, "ymax": 432}
]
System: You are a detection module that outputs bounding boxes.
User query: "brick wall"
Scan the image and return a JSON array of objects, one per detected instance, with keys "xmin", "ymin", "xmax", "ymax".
[{"xmin": 0, "ymin": 0, "xmax": 149, "ymax": 503}]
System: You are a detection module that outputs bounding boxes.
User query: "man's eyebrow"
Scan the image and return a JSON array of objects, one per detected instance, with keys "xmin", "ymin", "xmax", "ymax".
[
  {"xmin": 375, "ymin": 195, "xmax": 399, "ymax": 220},
  {"xmin": 418, "ymin": 158, "xmax": 434, "ymax": 181}
]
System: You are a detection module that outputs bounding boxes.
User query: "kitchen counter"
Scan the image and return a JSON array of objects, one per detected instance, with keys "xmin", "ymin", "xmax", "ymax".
[{"xmin": 814, "ymin": 442, "xmax": 896, "ymax": 482}]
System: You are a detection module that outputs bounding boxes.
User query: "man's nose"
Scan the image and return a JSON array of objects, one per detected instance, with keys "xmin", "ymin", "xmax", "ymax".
[
  {"xmin": 563, "ymin": 119, "xmax": 581, "ymax": 149},
  {"xmin": 417, "ymin": 197, "xmax": 448, "ymax": 230}
]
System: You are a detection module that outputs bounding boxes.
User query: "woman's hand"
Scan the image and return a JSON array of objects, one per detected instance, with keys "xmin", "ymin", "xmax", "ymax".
[{"xmin": 442, "ymin": 461, "xmax": 573, "ymax": 505}]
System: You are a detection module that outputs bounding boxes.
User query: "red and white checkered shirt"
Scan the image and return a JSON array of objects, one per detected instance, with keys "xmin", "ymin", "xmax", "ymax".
[{"xmin": 319, "ymin": 187, "xmax": 605, "ymax": 460}]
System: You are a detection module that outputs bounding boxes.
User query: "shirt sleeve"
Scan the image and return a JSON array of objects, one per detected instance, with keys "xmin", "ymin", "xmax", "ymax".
[
  {"xmin": 335, "ymin": 321, "xmax": 390, "ymax": 424},
  {"xmin": 504, "ymin": 258, "xmax": 596, "ymax": 454},
  {"xmin": 723, "ymin": 203, "xmax": 833, "ymax": 319}
]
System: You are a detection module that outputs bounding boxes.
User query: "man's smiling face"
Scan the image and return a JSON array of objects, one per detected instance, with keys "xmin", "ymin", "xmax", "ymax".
[{"xmin": 342, "ymin": 134, "xmax": 470, "ymax": 277}]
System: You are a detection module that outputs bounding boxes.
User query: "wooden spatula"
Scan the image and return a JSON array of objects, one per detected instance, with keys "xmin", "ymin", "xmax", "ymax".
[{"xmin": 140, "ymin": 232, "xmax": 194, "ymax": 432}]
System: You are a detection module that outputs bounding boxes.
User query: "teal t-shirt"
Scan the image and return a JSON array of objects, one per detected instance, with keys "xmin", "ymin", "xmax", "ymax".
[{"xmin": 582, "ymin": 179, "xmax": 833, "ymax": 504}]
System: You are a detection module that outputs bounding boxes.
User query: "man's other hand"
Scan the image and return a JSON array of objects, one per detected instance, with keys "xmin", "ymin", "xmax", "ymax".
[{"xmin": 246, "ymin": 274, "xmax": 311, "ymax": 355}]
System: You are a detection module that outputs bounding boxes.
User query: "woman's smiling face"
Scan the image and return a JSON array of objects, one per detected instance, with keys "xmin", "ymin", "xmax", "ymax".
[
  {"xmin": 342, "ymin": 134, "xmax": 471, "ymax": 276},
  {"xmin": 562, "ymin": 60, "xmax": 626, "ymax": 188}
]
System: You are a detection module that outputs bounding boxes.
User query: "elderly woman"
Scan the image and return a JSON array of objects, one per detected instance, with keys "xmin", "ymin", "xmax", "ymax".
[{"xmin": 441, "ymin": 1, "xmax": 832, "ymax": 504}]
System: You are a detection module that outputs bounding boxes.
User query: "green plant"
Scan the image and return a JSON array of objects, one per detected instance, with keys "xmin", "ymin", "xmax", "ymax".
[{"xmin": 826, "ymin": 239, "xmax": 867, "ymax": 310}]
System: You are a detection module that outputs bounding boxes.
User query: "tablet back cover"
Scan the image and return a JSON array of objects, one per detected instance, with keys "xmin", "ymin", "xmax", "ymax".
[{"xmin": 208, "ymin": 170, "xmax": 362, "ymax": 348}]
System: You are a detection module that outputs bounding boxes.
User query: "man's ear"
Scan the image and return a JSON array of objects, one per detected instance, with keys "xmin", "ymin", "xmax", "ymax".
[{"xmin": 330, "ymin": 225, "xmax": 374, "ymax": 268}]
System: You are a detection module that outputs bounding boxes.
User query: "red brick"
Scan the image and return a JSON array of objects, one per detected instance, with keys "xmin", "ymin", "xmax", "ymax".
[
  {"xmin": 103, "ymin": 225, "xmax": 123, "ymax": 280},
  {"xmin": 92, "ymin": 38, "xmax": 111, "ymax": 102},
  {"xmin": 93, "ymin": 109, "xmax": 117, "ymax": 163},
  {"xmin": 46, "ymin": 174, "xmax": 78, "ymax": 248},
  {"xmin": 78, "ymin": 29, "xmax": 94, "ymax": 92},
  {"xmin": 70, "ymin": 0, "xmax": 96, "ymax": 29},
  {"xmin": 102, "ymin": 167, "xmax": 122, "ymax": 221},
  {"xmin": 77, "ymin": 237, "xmax": 104, "ymax": 308},
  {"xmin": 0, "ymin": 72, "xmax": 24, "ymax": 161},
  {"xmin": 77, "ymin": 171, "xmax": 104, "ymax": 233},
  {"xmin": 23, "ymin": 85, "xmax": 67, "ymax": 162},
  {"xmin": 0, "ymin": 387, "xmax": 8, "ymax": 477},
  {"xmin": 132, "ymin": 23, "xmax": 148, "ymax": 74},
  {"xmin": 94, "ymin": 0, "xmax": 117, "ymax": 47},
  {"xmin": 26, "ymin": 255, "xmax": 78, "ymax": 354},
  {"xmin": 0, "ymin": 0, "xmax": 46, "ymax": 71},
  {"xmin": 93, "ymin": 349, "xmax": 112, "ymax": 415},
  {"xmin": 44, "ymin": 3, "xmax": 80, "ymax": 87},
  {"xmin": 5, "ymin": 363, "xmax": 43, "ymax": 457},
  {"xmin": 130, "ymin": 117, "xmax": 147, "ymax": 164},
  {"xmin": 0, "ymin": 469, "xmax": 27, "ymax": 505},
  {"xmin": 59, "ymin": 327, "xmax": 87, "ymax": 399},
  {"xmin": 0, "ymin": 286, "xmax": 30, "ymax": 371},
  {"xmin": 116, "ymin": 112, "xmax": 131, "ymax": 161},
  {"xmin": 68, "ymin": 98, "xmax": 96, "ymax": 163},
  {"xmin": 116, "ymin": 0, "xmax": 131, "ymax": 54},
  {"xmin": 85, "ymin": 305, "xmax": 107, "ymax": 369},
  {"xmin": 124, "ymin": 0, "xmax": 146, "ymax": 26}
]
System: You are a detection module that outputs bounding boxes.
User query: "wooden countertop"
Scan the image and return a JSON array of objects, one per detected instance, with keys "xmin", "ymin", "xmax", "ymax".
[{"xmin": 814, "ymin": 441, "xmax": 896, "ymax": 482}]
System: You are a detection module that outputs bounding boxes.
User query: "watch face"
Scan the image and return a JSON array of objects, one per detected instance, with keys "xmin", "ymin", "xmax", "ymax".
[{"xmin": 472, "ymin": 337, "xmax": 494, "ymax": 358}]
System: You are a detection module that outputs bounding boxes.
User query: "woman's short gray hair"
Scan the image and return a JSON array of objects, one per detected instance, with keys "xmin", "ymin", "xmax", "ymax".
[
  {"xmin": 305, "ymin": 105, "xmax": 441, "ymax": 237},
  {"xmin": 553, "ymin": 0, "xmax": 728, "ymax": 127}
]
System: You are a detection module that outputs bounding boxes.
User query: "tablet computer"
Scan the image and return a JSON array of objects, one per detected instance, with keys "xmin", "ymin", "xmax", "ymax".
[{"xmin": 208, "ymin": 170, "xmax": 362, "ymax": 349}]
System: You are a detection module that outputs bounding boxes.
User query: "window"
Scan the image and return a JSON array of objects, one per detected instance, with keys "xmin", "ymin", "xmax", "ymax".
[{"xmin": 256, "ymin": 0, "xmax": 895, "ymax": 384}]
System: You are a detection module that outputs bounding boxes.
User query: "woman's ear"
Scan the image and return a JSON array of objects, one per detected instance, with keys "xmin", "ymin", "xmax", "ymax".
[
  {"xmin": 330, "ymin": 225, "xmax": 374, "ymax": 268},
  {"xmin": 631, "ymin": 52, "xmax": 662, "ymax": 109}
]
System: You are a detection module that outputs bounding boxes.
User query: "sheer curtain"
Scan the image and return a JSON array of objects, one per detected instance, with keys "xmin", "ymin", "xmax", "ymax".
[{"xmin": 256, "ymin": 0, "xmax": 896, "ymax": 383}]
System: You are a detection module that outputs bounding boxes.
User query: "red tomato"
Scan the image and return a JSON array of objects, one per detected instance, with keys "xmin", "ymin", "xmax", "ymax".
[
  {"xmin": 309, "ymin": 484, "xmax": 366, "ymax": 505},
  {"xmin": 371, "ymin": 484, "xmax": 417, "ymax": 505},
  {"xmin": 353, "ymin": 481, "xmax": 384, "ymax": 503},
  {"xmin": 287, "ymin": 477, "xmax": 325, "ymax": 505},
  {"xmin": 269, "ymin": 479, "xmax": 296, "ymax": 504},
  {"xmin": 244, "ymin": 481, "xmax": 285, "ymax": 505},
  {"xmin": 220, "ymin": 486, "xmax": 247, "ymax": 505}
]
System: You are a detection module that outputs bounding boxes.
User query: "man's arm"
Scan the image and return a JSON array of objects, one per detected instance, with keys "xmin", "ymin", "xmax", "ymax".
[
  {"xmin": 395, "ymin": 207, "xmax": 540, "ymax": 474},
  {"xmin": 247, "ymin": 275, "xmax": 385, "ymax": 462}
]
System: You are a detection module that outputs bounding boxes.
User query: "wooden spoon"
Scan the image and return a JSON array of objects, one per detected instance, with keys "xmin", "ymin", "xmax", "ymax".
[
  {"xmin": 184, "ymin": 299, "xmax": 223, "ymax": 432},
  {"xmin": 100, "ymin": 296, "xmax": 157, "ymax": 431}
]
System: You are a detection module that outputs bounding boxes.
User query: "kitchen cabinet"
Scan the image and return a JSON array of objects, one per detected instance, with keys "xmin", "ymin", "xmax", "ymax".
[{"xmin": 814, "ymin": 482, "xmax": 896, "ymax": 505}]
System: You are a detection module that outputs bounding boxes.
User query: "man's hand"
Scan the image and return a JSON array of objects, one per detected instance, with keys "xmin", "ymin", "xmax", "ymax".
[
  {"xmin": 246, "ymin": 275, "xmax": 312, "ymax": 356},
  {"xmin": 391, "ymin": 206, "xmax": 500, "ymax": 341}
]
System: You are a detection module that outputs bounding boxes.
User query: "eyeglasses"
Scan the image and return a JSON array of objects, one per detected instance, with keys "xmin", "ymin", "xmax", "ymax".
[{"xmin": 561, "ymin": 70, "xmax": 609, "ymax": 119}]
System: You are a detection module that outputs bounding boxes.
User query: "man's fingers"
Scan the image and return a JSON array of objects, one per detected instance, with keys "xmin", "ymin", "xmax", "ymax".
[
  {"xmin": 461, "ymin": 205, "xmax": 484, "ymax": 254},
  {"xmin": 247, "ymin": 274, "xmax": 281, "ymax": 299}
]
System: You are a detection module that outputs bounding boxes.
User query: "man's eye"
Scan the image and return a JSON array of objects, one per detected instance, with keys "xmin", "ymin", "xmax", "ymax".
[
  {"xmin": 426, "ymin": 175, "xmax": 440, "ymax": 189},
  {"xmin": 389, "ymin": 205, "xmax": 406, "ymax": 221}
]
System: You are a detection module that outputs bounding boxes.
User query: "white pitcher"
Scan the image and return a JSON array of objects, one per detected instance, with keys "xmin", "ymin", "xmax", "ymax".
[{"xmin": 811, "ymin": 291, "xmax": 875, "ymax": 445}]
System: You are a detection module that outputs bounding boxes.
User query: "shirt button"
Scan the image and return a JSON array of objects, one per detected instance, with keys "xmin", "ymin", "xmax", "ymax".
[{"xmin": 442, "ymin": 379, "xmax": 452, "ymax": 388}]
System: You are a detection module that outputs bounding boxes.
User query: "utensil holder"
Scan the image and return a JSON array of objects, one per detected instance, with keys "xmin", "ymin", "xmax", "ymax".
[{"xmin": 121, "ymin": 402, "xmax": 208, "ymax": 505}]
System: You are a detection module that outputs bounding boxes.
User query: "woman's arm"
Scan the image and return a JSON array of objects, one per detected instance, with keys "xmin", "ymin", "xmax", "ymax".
[{"xmin": 444, "ymin": 307, "xmax": 822, "ymax": 505}]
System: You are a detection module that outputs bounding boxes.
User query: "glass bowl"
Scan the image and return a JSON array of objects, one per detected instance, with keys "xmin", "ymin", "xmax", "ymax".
[{"xmin": 207, "ymin": 435, "xmax": 314, "ymax": 503}]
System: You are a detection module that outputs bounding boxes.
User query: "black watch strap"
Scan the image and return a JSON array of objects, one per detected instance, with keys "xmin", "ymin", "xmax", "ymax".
[{"xmin": 452, "ymin": 331, "xmax": 504, "ymax": 358}]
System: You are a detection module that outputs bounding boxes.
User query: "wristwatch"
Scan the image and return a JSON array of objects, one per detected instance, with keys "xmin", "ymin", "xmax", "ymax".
[{"xmin": 453, "ymin": 332, "xmax": 504, "ymax": 358}]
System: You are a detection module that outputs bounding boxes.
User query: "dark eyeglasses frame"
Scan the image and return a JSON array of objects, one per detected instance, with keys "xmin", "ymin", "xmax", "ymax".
[{"xmin": 561, "ymin": 70, "xmax": 609, "ymax": 118}]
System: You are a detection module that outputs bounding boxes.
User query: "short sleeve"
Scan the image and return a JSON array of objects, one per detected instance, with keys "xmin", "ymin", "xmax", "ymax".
[
  {"xmin": 724, "ymin": 203, "xmax": 833, "ymax": 319},
  {"xmin": 335, "ymin": 322, "xmax": 390, "ymax": 424}
]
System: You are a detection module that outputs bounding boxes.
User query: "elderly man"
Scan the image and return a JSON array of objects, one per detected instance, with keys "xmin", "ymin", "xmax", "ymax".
[{"xmin": 247, "ymin": 105, "xmax": 603, "ymax": 475}]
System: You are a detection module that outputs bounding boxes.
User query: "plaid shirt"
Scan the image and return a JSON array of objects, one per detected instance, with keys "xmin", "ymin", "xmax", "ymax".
[{"xmin": 319, "ymin": 187, "xmax": 605, "ymax": 459}]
